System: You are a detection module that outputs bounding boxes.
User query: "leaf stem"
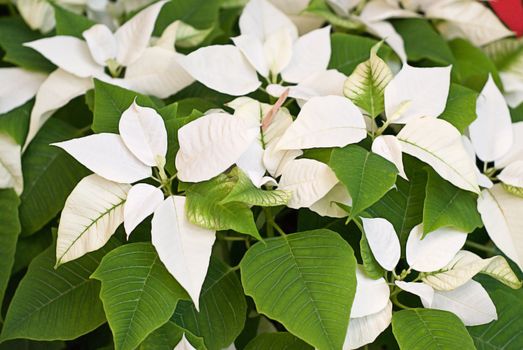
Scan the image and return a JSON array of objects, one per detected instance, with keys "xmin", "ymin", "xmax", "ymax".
[
  {"xmin": 391, "ymin": 293, "xmax": 412, "ymax": 310},
  {"xmin": 264, "ymin": 207, "xmax": 286, "ymax": 236},
  {"xmin": 465, "ymin": 241, "xmax": 497, "ymax": 255}
]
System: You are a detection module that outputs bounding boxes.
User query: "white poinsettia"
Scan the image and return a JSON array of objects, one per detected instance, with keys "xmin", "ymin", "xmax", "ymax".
[
  {"xmin": 358, "ymin": 216, "xmax": 507, "ymax": 331},
  {"xmin": 175, "ymin": 94, "xmax": 366, "ymax": 212},
  {"xmin": 23, "ymin": 1, "xmax": 194, "ymax": 146},
  {"xmin": 0, "ymin": 67, "xmax": 46, "ymax": 114},
  {"xmin": 180, "ymin": 0, "xmax": 334, "ymax": 96},
  {"xmin": 53, "ymin": 100, "xmax": 215, "ymax": 308}
]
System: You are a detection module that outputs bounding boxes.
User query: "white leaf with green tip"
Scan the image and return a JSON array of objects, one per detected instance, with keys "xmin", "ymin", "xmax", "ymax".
[
  {"xmin": 397, "ymin": 117, "xmax": 480, "ymax": 193},
  {"xmin": 343, "ymin": 42, "xmax": 392, "ymax": 118},
  {"xmin": 422, "ymin": 250, "xmax": 522, "ymax": 291},
  {"xmin": 56, "ymin": 174, "xmax": 130, "ymax": 266}
]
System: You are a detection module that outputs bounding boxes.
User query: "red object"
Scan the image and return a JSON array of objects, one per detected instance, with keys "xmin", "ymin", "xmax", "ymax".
[{"xmin": 490, "ymin": 0, "xmax": 523, "ymax": 37}]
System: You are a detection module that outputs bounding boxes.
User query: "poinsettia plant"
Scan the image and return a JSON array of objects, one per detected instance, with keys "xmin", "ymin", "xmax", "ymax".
[{"xmin": 0, "ymin": 0, "xmax": 523, "ymax": 349}]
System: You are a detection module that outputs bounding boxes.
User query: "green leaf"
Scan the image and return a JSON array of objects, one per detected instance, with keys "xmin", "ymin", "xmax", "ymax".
[
  {"xmin": 92, "ymin": 79, "xmax": 158, "ymax": 133},
  {"xmin": 330, "ymin": 145, "xmax": 398, "ymax": 217},
  {"xmin": 449, "ymin": 38, "xmax": 502, "ymax": 91},
  {"xmin": 366, "ymin": 156, "xmax": 427, "ymax": 247},
  {"xmin": 19, "ymin": 119, "xmax": 89, "ymax": 236},
  {"xmin": 423, "ymin": 169, "xmax": 482, "ymax": 235},
  {"xmin": 245, "ymin": 332, "xmax": 314, "ymax": 350},
  {"xmin": 0, "ymin": 189, "xmax": 20, "ymax": 309},
  {"xmin": 185, "ymin": 173, "xmax": 261, "ymax": 240},
  {"xmin": 392, "ymin": 309, "xmax": 476, "ymax": 350},
  {"xmin": 344, "ymin": 42, "xmax": 392, "ymax": 118},
  {"xmin": 439, "ymin": 83, "xmax": 479, "ymax": 133},
  {"xmin": 0, "ymin": 340, "xmax": 66, "ymax": 350},
  {"xmin": 91, "ymin": 243, "xmax": 188, "ymax": 350},
  {"xmin": 12, "ymin": 228, "xmax": 53, "ymax": 275},
  {"xmin": 360, "ymin": 233, "xmax": 385, "ymax": 279},
  {"xmin": 139, "ymin": 320, "xmax": 206, "ymax": 350},
  {"xmin": 0, "ymin": 18, "xmax": 54, "ymax": 72},
  {"xmin": 0, "ymin": 241, "xmax": 119, "ymax": 341},
  {"xmin": 468, "ymin": 276, "xmax": 523, "ymax": 349},
  {"xmin": 240, "ymin": 229, "xmax": 357, "ymax": 350},
  {"xmin": 0, "ymin": 100, "xmax": 31, "ymax": 145},
  {"xmin": 53, "ymin": 4, "xmax": 96, "ymax": 38},
  {"xmin": 329, "ymin": 33, "xmax": 391, "ymax": 75},
  {"xmin": 391, "ymin": 18, "xmax": 454, "ymax": 65},
  {"xmin": 173, "ymin": 258, "xmax": 246, "ymax": 350},
  {"xmin": 511, "ymin": 102, "xmax": 523, "ymax": 122},
  {"xmin": 221, "ymin": 168, "xmax": 290, "ymax": 207},
  {"xmin": 155, "ymin": 0, "xmax": 221, "ymax": 34}
]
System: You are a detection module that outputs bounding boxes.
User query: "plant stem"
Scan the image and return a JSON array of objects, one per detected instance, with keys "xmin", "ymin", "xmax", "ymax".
[{"xmin": 264, "ymin": 207, "xmax": 275, "ymax": 237}]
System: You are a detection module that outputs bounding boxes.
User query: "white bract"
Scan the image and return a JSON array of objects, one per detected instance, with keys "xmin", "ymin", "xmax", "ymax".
[
  {"xmin": 22, "ymin": 1, "xmax": 194, "ymax": 146},
  {"xmin": 173, "ymin": 334, "xmax": 196, "ymax": 350},
  {"xmin": 384, "ymin": 64, "xmax": 451, "ymax": 124},
  {"xmin": 469, "ymin": 75, "xmax": 513, "ymax": 162},
  {"xmin": 0, "ymin": 134, "xmax": 23, "ymax": 195},
  {"xmin": 151, "ymin": 195, "xmax": 216, "ymax": 310},
  {"xmin": 180, "ymin": 0, "xmax": 333, "ymax": 96},
  {"xmin": 0, "ymin": 68, "xmax": 46, "ymax": 114}
]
